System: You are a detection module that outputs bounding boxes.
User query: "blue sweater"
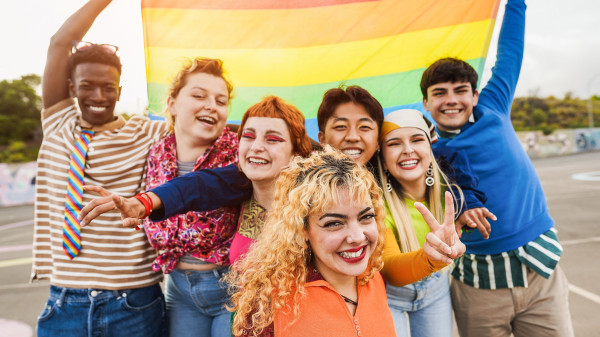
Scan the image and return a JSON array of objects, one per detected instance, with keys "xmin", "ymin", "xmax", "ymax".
[{"xmin": 434, "ymin": 0, "xmax": 554, "ymax": 255}]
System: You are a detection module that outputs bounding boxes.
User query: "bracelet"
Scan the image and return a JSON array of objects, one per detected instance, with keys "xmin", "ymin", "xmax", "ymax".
[{"xmin": 134, "ymin": 192, "xmax": 153, "ymax": 219}]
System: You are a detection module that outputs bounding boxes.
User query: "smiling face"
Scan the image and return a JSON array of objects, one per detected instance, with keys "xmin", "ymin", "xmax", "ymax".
[
  {"xmin": 306, "ymin": 188, "xmax": 378, "ymax": 284},
  {"xmin": 318, "ymin": 102, "xmax": 379, "ymax": 165},
  {"xmin": 423, "ymin": 81, "xmax": 479, "ymax": 132},
  {"xmin": 382, "ymin": 127, "xmax": 432, "ymax": 193},
  {"xmin": 69, "ymin": 62, "xmax": 121, "ymax": 125},
  {"xmin": 168, "ymin": 72, "xmax": 229, "ymax": 146},
  {"xmin": 238, "ymin": 117, "xmax": 294, "ymax": 185}
]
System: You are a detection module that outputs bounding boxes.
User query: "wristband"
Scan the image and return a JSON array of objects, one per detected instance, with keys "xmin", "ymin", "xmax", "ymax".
[{"xmin": 134, "ymin": 192, "xmax": 153, "ymax": 219}]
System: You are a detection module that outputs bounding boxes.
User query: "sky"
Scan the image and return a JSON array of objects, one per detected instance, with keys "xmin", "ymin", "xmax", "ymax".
[{"xmin": 2, "ymin": 0, "xmax": 600, "ymax": 114}]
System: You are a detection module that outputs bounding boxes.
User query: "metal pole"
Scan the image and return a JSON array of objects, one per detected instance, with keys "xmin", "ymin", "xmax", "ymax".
[{"xmin": 588, "ymin": 74, "xmax": 600, "ymax": 130}]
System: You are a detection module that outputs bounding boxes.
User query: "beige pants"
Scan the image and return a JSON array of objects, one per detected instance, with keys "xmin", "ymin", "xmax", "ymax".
[{"xmin": 451, "ymin": 265, "xmax": 574, "ymax": 337}]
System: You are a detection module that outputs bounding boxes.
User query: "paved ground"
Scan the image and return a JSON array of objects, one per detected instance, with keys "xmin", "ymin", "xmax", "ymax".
[{"xmin": 0, "ymin": 151, "xmax": 599, "ymax": 337}]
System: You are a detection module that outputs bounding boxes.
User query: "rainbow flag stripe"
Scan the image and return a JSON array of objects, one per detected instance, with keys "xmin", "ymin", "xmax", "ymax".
[{"xmin": 142, "ymin": 0, "xmax": 500, "ymax": 139}]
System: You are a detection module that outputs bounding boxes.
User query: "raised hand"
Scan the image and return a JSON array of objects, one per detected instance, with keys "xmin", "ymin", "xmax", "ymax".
[
  {"xmin": 79, "ymin": 185, "xmax": 145, "ymax": 227},
  {"xmin": 415, "ymin": 191, "xmax": 466, "ymax": 264},
  {"xmin": 456, "ymin": 207, "xmax": 496, "ymax": 239}
]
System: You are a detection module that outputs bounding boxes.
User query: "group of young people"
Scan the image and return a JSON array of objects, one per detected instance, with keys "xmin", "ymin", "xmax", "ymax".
[{"xmin": 31, "ymin": 0, "xmax": 573, "ymax": 336}]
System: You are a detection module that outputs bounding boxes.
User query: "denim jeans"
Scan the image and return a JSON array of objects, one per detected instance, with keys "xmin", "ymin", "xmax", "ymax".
[
  {"xmin": 36, "ymin": 283, "xmax": 167, "ymax": 337},
  {"xmin": 165, "ymin": 266, "xmax": 232, "ymax": 337},
  {"xmin": 386, "ymin": 270, "xmax": 452, "ymax": 337}
]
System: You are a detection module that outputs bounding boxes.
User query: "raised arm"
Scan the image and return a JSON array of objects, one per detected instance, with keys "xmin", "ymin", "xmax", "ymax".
[
  {"xmin": 42, "ymin": 0, "xmax": 112, "ymax": 108},
  {"xmin": 477, "ymin": 0, "xmax": 527, "ymax": 116}
]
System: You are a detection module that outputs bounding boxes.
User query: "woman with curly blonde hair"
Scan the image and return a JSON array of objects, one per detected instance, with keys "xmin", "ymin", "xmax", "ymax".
[{"xmin": 227, "ymin": 147, "xmax": 461, "ymax": 337}]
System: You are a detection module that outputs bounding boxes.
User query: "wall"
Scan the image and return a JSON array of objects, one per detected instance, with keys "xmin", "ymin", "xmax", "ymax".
[
  {"xmin": 0, "ymin": 162, "xmax": 36, "ymax": 206},
  {"xmin": 517, "ymin": 127, "xmax": 600, "ymax": 158}
]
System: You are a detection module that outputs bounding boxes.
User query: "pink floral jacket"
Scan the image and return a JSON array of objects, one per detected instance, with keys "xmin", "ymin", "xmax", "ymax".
[{"xmin": 144, "ymin": 128, "xmax": 239, "ymax": 273}]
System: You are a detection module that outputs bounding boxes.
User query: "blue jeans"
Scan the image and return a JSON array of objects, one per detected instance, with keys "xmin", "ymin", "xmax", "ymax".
[
  {"xmin": 36, "ymin": 284, "xmax": 167, "ymax": 337},
  {"xmin": 386, "ymin": 270, "xmax": 452, "ymax": 337},
  {"xmin": 165, "ymin": 267, "xmax": 232, "ymax": 337}
]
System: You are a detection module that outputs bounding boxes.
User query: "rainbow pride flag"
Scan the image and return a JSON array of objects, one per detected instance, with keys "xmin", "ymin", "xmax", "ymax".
[{"xmin": 142, "ymin": 0, "xmax": 500, "ymax": 139}]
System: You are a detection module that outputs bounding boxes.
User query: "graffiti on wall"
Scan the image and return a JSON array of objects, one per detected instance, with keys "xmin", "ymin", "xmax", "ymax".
[
  {"xmin": 0, "ymin": 162, "xmax": 36, "ymax": 206},
  {"xmin": 518, "ymin": 128, "xmax": 600, "ymax": 158}
]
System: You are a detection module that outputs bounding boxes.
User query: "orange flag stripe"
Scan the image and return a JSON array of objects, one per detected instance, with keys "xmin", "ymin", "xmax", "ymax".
[{"xmin": 142, "ymin": 0, "xmax": 497, "ymax": 49}]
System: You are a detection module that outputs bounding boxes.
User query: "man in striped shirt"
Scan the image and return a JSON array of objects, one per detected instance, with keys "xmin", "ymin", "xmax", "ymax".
[
  {"xmin": 31, "ymin": 0, "xmax": 168, "ymax": 336},
  {"xmin": 420, "ymin": 0, "xmax": 573, "ymax": 336}
]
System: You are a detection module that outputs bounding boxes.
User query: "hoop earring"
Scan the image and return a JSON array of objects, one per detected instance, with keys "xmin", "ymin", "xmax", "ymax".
[
  {"xmin": 425, "ymin": 163, "xmax": 435, "ymax": 187},
  {"xmin": 385, "ymin": 170, "xmax": 393, "ymax": 193}
]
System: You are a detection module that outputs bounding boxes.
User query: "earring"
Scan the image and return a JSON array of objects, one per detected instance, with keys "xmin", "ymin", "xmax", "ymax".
[
  {"xmin": 304, "ymin": 242, "xmax": 312, "ymax": 262},
  {"xmin": 385, "ymin": 170, "xmax": 393, "ymax": 192},
  {"xmin": 425, "ymin": 163, "xmax": 435, "ymax": 187}
]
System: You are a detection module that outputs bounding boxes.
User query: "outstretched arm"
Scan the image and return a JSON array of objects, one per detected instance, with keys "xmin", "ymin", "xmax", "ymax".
[
  {"xmin": 79, "ymin": 164, "xmax": 252, "ymax": 227},
  {"xmin": 42, "ymin": 0, "xmax": 112, "ymax": 108}
]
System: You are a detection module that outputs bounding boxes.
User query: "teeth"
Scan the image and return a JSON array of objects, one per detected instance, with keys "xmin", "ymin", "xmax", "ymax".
[
  {"xmin": 197, "ymin": 116, "xmax": 216, "ymax": 124},
  {"xmin": 443, "ymin": 109, "xmax": 460, "ymax": 114},
  {"xmin": 343, "ymin": 149, "xmax": 362, "ymax": 157},
  {"xmin": 88, "ymin": 106, "xmax": 106, "ymax": 112},
  {"xmin": 400, "ymin": 160, "xmax": 418, "ymax": 167},
  {"xmin": 338, "ymin": 247, "xmax": 364, "ymax": 259},
  {"xmin": 249, "ymin": 158, "xmax": 268, "ymax": 164}
]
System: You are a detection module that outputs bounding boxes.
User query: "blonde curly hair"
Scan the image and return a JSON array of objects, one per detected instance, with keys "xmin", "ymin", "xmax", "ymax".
[{"xmin": 225, "ymin": 146, "xmax": 386, "ymax": 336}]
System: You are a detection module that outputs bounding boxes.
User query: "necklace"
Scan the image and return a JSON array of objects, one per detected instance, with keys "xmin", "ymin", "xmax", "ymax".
[
  {"xmin": 312, "ymin": 267, "xmax": 358, "ymax": 306},
  {"xmin": 340, "ymin": 294, "xmax": 358, "ymax": 306}
]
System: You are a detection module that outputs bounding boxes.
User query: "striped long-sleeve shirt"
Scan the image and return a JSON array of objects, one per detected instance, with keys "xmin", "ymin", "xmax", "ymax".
[
  {"xmin": 31, "ymin": 99, "xmax": 168, "ymax": 290},
  {"xmin": 452, "ymin": 228, "xmax": 562, "ymax": 289}
]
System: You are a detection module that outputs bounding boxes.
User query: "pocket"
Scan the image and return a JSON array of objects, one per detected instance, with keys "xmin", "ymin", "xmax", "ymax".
[
  {"xmin": 37, "ymin": 299, "xmax": 57, "ymax": 322},
  {"xmin": 121, "ymin": 285, "xmax": 165, "ymax": 312}
]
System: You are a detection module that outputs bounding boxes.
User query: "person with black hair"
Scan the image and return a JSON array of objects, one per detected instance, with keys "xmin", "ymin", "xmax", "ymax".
[{"xmin": 31, "ymin": 1, "xmax": 168, "ymax": 336}]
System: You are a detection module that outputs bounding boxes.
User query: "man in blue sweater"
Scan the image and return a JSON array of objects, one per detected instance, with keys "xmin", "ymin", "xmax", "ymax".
[{"xmin": 420, "ymin": 0, "xmax": 573, "ymax": 336}]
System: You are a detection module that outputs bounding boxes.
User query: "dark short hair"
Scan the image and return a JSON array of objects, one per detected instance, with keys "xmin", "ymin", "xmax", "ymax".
[
  {"xmin": 317, "ymin": 85, "xmax": 384, "ymax": 134},
  {"xmin": 68, "ymin": 44, "xmax": 122, "ymax": 78},
  {"xmin": 420, "ymin": 58, "xmax": 478, "ymax": 99}
]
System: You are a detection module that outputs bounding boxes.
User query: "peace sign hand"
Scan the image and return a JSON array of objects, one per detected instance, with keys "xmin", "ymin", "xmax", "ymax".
[{"xmin": 415, "ymin": 191, "xmax": 466, "ymax": 265}]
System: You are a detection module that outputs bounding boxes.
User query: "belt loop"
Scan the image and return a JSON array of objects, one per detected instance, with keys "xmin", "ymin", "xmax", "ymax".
[
  {"xmin": 56, "ymin": 287, "xmax": 68, "ymax": 308},
  {"xmin": 213, "ymin": 268, "xmax": 220, "ymax": 278}
]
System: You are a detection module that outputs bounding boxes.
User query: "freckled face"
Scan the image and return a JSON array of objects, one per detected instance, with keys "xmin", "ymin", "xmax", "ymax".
[
  {"xmin": 306, "ymin": 188, "xmax": 378, "ymax": 283},
  {"xmin": 169, "ymin": 72, "xmax": 229, "ymax": 146}
]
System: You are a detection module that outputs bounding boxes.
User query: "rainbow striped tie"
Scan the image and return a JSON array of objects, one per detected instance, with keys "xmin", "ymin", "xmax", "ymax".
[{"xmin": 63, "ymin": 129, "xmax": 94, "ymax": 259}]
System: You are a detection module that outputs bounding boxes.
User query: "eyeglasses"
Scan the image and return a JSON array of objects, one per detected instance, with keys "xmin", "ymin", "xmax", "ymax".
[{"xmin": 72, "ymin": 40, "xmax": 119, "ymax": 55}]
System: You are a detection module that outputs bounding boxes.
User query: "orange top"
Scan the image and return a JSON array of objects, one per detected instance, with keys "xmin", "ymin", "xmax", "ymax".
[
  {"xmin": 274, "ymin": 272, "xmax": 395, "ymax": 337},
  {"xmin": 381, "ymin": 228, "xmax": 448, "ymax": 287}
]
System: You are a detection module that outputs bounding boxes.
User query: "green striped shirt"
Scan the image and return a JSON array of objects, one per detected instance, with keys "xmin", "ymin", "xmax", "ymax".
[{"xmin": 452, "ymin": 228, "xmax": 562, "ymax": 289}]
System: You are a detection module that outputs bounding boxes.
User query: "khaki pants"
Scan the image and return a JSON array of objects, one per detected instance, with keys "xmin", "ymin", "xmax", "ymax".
[{"xmin": 451, "ymin": 265, "xmax": 574, "ymax": 337}]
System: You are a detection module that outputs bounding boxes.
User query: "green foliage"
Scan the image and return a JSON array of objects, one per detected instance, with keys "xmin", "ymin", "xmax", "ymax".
[
  {"xmin": 0, "ymin": 74, "xmax": 42, "ymax": 162},
  {"xmin": 511, "ymin": 95, "xmax": 600, "ymax": 131}
]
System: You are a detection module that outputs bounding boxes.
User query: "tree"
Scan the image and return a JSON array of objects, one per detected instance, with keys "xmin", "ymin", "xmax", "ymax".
[{"xmin": 0, "ymin": 74, "xmax": 42, "ymax": 145}]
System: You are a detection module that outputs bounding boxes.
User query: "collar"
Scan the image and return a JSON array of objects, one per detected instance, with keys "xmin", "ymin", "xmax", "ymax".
[
  {"xmin": 437, "ymin": 128, "xmax": 460, "ymax": 139},
  {"xmin": 79, "ymin": 114, "xmax": 126, "ymax": 132}
]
